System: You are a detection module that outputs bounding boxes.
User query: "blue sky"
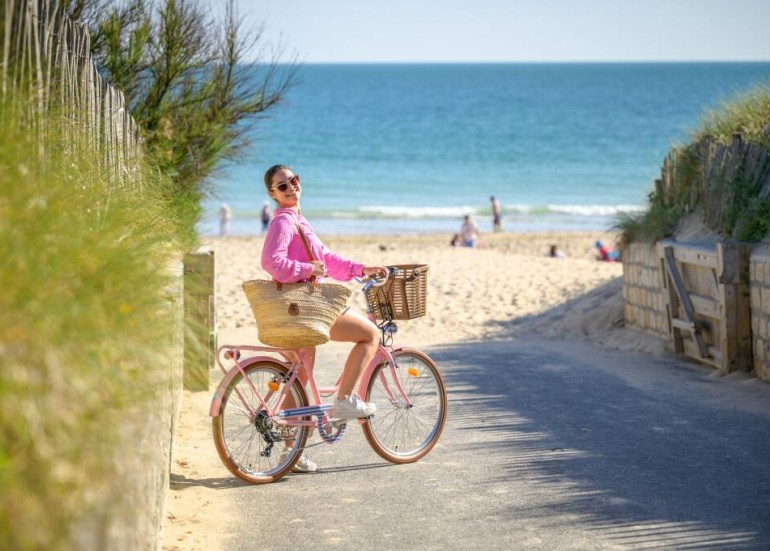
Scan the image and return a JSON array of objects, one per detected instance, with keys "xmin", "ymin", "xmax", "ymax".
[{"xmin": 232, "ymin": 0, "xmax": 770, "ymax": 63}]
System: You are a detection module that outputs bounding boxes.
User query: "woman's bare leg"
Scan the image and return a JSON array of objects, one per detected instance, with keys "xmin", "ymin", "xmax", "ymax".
[
  {"xmin": 280, "ymin": 348, "xmax": 313, "ymax": 410},
  {"xmin": 329, "ymin": 309, "xmax": 380, "ymax": 398}
]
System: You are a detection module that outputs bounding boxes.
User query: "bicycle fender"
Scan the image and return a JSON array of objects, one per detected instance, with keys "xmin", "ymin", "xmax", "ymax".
[{"xmin": 209, "ymin": 356, "xmax": 288, "ymax": 417}]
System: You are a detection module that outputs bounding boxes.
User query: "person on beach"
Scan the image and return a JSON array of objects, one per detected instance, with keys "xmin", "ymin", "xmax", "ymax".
[
  {"xmin": 490, "ymin": 196, "xmax": 502, "ymax": 232},
  {"xmin": 260, "ymin": 201, "xmax": 272, "ymax": 235},
  {"xmin": 219, "ymin": 203, "xmax": 232, "ymax": 236},
  {"xmin": 549, "ymin": 244, "xmax": 566, "ymax": 258},
  {"xmin": 460, "ymin": 214, "xmax": 481, "ymax": 248},
  {"xmin": 595, "ymin": 240, "xmax": 620, "ymax": 262},
  {"xmin": 261, "ymin": 164, "xmax": 387, "ymax": 473}
]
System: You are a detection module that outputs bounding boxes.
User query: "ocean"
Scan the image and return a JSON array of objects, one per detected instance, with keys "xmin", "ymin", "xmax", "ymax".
[{"xmin": 199, "ymin": 62, "xmax": 770, "ymax": 237}]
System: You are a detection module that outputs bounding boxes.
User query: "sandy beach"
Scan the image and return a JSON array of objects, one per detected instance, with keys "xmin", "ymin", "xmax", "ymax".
[
  {"xmin": 211, "ymin": 230, "xmax": 667, "ymax": 351},
  {"xmin": 162, "ymin": 230, "xmax": 668, "ymax": 550}
]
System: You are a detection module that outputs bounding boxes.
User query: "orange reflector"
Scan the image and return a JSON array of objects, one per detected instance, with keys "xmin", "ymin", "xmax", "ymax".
[
  {"xmin": 407, "ymin": 368, "xmax": 419, "ymax": 377},
  {"xmin": 267, "ymin": 381, "xmax": 280, "ymax": 392}
]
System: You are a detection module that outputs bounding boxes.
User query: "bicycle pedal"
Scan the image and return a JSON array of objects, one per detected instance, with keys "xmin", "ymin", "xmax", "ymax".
[{"xmin": 327, "ymin": 418, "xmax": 348, "ymax": 428}]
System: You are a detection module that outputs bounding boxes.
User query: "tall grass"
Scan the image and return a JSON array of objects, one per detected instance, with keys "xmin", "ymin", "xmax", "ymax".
[
  {"xmin": 0, "ymin": 102, "xmax": 183, "ymax": 549},
  {"xmin": 693, "ymin": 81, "xmax": 770, "ymax": 148},
  {"xmin": 617, "ymin": 81, "xmax": 770, "ymax": 244}
]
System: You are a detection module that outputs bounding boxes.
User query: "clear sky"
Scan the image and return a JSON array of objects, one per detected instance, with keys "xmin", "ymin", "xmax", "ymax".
[{"xmin": 232, "ymin": 0, "xmax": 770, "ymax": 63}]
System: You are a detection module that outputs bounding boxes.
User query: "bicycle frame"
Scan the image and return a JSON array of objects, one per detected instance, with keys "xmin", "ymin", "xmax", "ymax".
[
  {"xmin": 210, "ymin": 274, "xmax": 419, "ymax": 446},
  {"xmin": 209, "ymin": 339, "xmax": 411, "ymax": 421},
  {"xmin": 211, "ymin": 270, "xmax": 446, "ymax": 482}
]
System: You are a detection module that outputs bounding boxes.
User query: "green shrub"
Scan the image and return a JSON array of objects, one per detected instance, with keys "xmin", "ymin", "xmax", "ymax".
[
  {"xmin": 0, "ymin": 104, "xmax": 182, "ymax": 549},
  {"xmin": 615, "ymin": 200, "xmax": 687, "ymax": 246},
  {"xmin": 619, "ymin": 80, "xmax": 770, "ymax": 244}
]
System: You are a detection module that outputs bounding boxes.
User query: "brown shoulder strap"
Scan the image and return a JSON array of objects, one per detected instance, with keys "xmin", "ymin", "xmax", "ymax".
[
  {"xmin": 296, "ymin": 222, "xmax": 315, "ymax": 261},
  {"xmin": 296, "ymin": 222, "xmax": 318, "ymax": 287}
]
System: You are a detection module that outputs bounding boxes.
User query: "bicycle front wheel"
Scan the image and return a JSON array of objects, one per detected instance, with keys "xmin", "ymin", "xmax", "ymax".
[
  {"xmin": 212, "ymin": 361, "xmax": 309, "ymax": 484},
  {"xmin": 362, "ymin": 348, "xmax": 447, "ymax": 463}
]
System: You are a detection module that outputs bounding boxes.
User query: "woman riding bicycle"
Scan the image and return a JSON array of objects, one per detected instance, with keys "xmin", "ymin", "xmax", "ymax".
[{"xmin": 261, "ymin": 164, "xmax": 386, "ymax": 471}]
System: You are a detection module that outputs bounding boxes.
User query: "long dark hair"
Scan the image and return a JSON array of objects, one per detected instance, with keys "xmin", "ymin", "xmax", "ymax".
[{"xmin": 263, "ymin": 164, "xmax": 291, "ymax": 193}]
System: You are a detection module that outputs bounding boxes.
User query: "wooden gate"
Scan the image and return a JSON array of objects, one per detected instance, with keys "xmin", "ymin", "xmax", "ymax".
[{"xmin": 657, "ymin": 240, "xmax": 752, "ymax": 373}]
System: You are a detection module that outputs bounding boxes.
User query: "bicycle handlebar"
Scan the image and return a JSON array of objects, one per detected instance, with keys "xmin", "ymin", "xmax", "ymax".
[{"xmin": 355, "ymin": 267, "xmax": 395, "ymax": 293}]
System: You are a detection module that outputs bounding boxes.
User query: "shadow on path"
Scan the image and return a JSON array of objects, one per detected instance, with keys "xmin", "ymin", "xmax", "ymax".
[
  {"xmin": 169, "ymin": 473, "xmax": 244, "ymax": 490},
  {"xmin": 427, "ymin": 337, "xmax": 770, "ymax": 549},
  {"xmin": 171, "ymin": 461, "xmax": 393, "ymax": 491}
]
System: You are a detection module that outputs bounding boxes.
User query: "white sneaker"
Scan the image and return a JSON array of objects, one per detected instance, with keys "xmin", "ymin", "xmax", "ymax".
[
  {"xmin": 279, "ymin": 448, "xmax": 318, "ymax": 473},
  {"xmin": 292, "ymin": 453, "xmax": 318, "ymax": 473},
  {"xmin": 333, "ymin": 394, "xmax": 376, "ymax": 419}
]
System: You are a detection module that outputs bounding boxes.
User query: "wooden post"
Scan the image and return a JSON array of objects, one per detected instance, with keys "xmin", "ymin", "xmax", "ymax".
[
  {"xmin": 183, "ymin": 246, "xmax": 216, "ymax": 391},
  {"xmin": 658, "ymin": 242, "xmax": 684, "ymax": 354},
  {"xmin": 654, "ymin": 178, "xmax": 663, "ymax": 198},
  {"xmin": 716, "ymin": 241, "xmax": 752, "ymax": 374},
  {"xmin": 664, "ymin": 244, "xmax": 711, "ymax": 357}
]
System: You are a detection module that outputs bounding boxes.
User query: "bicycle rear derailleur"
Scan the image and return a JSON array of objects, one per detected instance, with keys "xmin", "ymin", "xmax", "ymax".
[{"xmin": 255, "ymin": 410, "xmax": 278, "ymax": 457}]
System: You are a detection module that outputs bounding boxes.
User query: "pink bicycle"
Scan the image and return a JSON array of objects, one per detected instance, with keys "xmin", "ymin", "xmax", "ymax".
[{"xmin": 210, "ymin": 265, "xmax": 447, "ymax": 484}]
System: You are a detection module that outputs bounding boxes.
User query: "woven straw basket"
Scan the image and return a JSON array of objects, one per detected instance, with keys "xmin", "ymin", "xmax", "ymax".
[
  {"xmin": 365, "ymin": 264, "xmax": 429, "ymax": 320},
  {"xmin": 242, "ymin": 279, "xmax": 352, "ymax": 348}
]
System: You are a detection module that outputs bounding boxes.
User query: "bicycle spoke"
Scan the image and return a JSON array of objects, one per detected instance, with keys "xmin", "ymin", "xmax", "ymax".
[
  {"xmin": 364, "ymin": 350, "xmax": 446, "ymax": 463},
  {"xmin": 226, "ymin": 400, "xmax": 254, "ymax": 418},
  {"xmin": 213, "ymin": 362, "xmax": 309, "ymax": 483}
]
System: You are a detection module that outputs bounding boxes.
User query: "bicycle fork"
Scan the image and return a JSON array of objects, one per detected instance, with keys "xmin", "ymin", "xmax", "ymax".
[{"xmin": 368, "ymin": 348, "xmax": 416, "ymax": 410}]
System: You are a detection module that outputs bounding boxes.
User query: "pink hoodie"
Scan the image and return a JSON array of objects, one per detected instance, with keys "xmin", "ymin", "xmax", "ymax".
[{"xmin": 261, "ymin": 208, "xmax": 364, "ymax": 283}]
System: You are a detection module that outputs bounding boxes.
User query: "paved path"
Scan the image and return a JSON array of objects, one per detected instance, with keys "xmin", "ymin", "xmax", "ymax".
[{"xmin": 214, "ymin": 336, "xmax": 770, "ymax": 550}]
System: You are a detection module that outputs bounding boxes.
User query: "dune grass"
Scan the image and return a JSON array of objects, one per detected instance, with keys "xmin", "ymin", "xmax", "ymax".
[
  {"xmin": 693, "ymin": 81, "xmax": 770, "ymax": 148},
  {"xmin": 0, "ymin": 104, "xmax": 184, "ymax": 549},
  {"xmin": 617, "ymin": 81, "xmax": 770, "ymax": 245}
]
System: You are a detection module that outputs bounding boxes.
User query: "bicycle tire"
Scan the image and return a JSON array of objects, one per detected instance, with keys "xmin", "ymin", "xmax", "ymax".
[
  {"xmin": 212, "ymin": 361, "xmax": 309, "ymax": 484},
  {"xmin": 362, "ymin": 348, "xmax": 447, "ymax": 463}
]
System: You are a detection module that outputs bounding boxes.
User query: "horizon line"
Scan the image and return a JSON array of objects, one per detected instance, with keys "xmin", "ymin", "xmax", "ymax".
[{"xmin": 285, "ymin": 59, "xmax": 770, "ymax": 65}]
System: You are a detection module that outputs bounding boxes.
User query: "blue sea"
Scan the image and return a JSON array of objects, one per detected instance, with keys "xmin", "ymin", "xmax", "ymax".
[{"xmin": 200, "ymin": 62, "xmax": 770, "ymax": 236}]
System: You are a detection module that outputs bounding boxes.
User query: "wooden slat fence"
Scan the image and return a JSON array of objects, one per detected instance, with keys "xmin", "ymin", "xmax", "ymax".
[
  {"xmin": 631, "ymin": 113, "xmax": 770, "ymax": 376},
  {"xmin": 657, "ymin": 239, "xmax": 752, "ymax": 373},
  {"xmin": 1, "ymin": 0, "xmax": 141, "ymax": 185},
  {"xmin": 655, "ymin": 131, "xmax": 770, "ymax": 227},
  {"xmin": 1, "ymin": 2, "xmax": 178, "ymax": 547}
]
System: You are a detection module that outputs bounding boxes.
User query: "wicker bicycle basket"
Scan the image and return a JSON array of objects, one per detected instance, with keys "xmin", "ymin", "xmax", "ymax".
[{"xmin": 365, "ymin": 264, "xmax": 429, "ymax": 320}]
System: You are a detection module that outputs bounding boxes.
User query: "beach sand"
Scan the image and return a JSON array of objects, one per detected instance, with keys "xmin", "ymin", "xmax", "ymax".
[
  {"xmin": 212, "ymin": 230, "xmax": 665, "ymax": 352},
  {"xmin": 161, "ymin": 230, "xmax": 667, "ymax": 550}
]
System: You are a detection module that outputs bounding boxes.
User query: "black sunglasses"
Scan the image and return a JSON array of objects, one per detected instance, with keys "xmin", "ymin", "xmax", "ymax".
[{"xmin": 274, "ymin": 174, "xmax": 300, "ymax": 193}]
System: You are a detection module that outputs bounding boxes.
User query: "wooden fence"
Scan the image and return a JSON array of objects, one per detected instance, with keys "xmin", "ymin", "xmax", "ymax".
[
  {"xmin": 2, "ymin": 1, "xmax": 179, "ymax": 547},
  {"xmin": 1, "ymin": 0, "xmax": 141, "ymax": 185},
  {"xmin": 658, "ymin": 240, "xmax": 752, "ymax": 373},
  {"xmin": 629, "ymin": 119, "xmax": 770, "ymax": 376},
  {"xmin": 655, "ymin": 131, "xmax": 770, "ymax": 231}
]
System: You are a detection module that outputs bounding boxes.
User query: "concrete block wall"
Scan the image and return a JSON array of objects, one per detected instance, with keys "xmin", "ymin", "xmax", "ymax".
[
  {"xmin": 750, "ymin": 251, "xmax": 770, "ymax": 381},
  {"xmin": 69, "ymin": 262, "xmax": 184, "ymax": 550},
  {"xmin": 183, "ymin": 246, "xmax": 216, "ymax": 391},
  {"xmin": 622, "ymin": 242, "xmax": 668, "ymax": 339}
]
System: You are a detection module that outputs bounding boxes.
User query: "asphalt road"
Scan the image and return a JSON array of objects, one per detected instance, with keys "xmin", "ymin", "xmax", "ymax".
[{"xmin": 223, "ymin": 338, "xmax": 770, "ymax": 550}]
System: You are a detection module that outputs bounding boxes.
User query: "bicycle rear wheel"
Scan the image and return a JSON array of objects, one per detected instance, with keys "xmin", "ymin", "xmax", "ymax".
[
  {"xmin": 362, "ymin": 348, "xmax": 447, "ymax": 463},
  {"xmin": 212, "ymin": 361, "xmax": 309, "ymax": 484}
]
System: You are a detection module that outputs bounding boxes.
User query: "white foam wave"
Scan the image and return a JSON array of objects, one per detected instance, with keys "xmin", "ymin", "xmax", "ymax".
[
  {"xmin": 506, "ymin": 204, "xmax": 538, "ymax": 214},
  {"xmin": 358, "ymin": 205, "xmax": 478, "ymax": 218},
  {"xmin": 321, "ymin": 203, "xmax": 645, "ymax": 219},
  {"xmin": 546, "ymin": 204, "xmax": 646, "ymax": 216}
]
